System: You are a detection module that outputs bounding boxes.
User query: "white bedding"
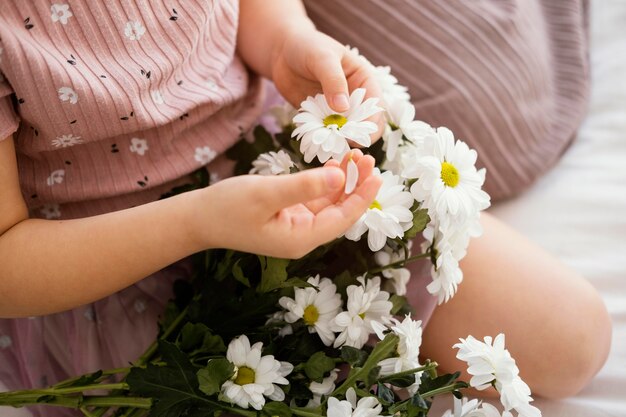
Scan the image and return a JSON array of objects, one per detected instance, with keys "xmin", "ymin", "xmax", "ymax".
[{"xmin": 432, "ymin": 1, "xmax": 626, "ymax": 416}]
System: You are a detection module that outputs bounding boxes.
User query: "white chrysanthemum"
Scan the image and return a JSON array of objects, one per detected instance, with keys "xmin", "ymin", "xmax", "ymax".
[
  {"xmin": 270, "ymin": 102, "xmax": 298, "ymax": 130},
  {"xmin": 374, "ymin": 242, "xmax": 412, "ymax": 296},
  {"xmin": 454, "ymin": 334, "xmax": 541, "ymax": 417},
  {"xmin": 374, "ymin": 315, "xmax": 423, "ymax": 394},
  {"xmin": 58, "ymin": 86, "xmax": 78, "ymax": 104},
  {"xmin": 344, "ymin": 169, "xmax": 414, "ymax": 252},
  {"xmin": 372, "ymin": 65, "xmax": 411, "ymax": 104},
  {"xmin": 403, "ymin": 127, "xmax": 490, "ymax": 226},
  {"xmin": 306, "ymin": 369, "xmax": 339, "ymax": 408},
  {"xmin": 221, "ymin": 335, "xmax": 293, "ymax": 410},
  {"xmin": 292, "ymin": 88, "xmax": 383, "ymax": 163},
  {"xmin": 327, "ymin": 388, "xmax": 384, "ymax": 417},
  {"xmin": 331, "ymin": 276, "xmax": 392, "ymax": 349},
  {"xmin": 265, "ymin": 311, "xmax": 294, "ymax": 337},
  {"xmin": 442, "ymin": 398, "xmax": 510, "ymax": 417},
  {"xmin": 249, "ymin": 150, "xmax": 295, "ymax": 176},
  {"xmin": 278, "ymin": 275, "xmax": 342, "ymax": 346},
  {"xmin": 382, "ymin": 100, "xmax": 434, "ymax": 161}
]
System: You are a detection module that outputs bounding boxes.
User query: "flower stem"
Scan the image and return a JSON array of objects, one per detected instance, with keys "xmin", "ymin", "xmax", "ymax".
[
  {"xmin": 420, "ymin": 382, "xmax": 468, "ymax": 398},
  {"xmin": 292, "ymin": 407, "xmax": 324, "ymax": 417},
  {"xmin": 367, "ymin": 252, "xmax": 430, "ymax": 275},
  {"xmin": 378, "ymin": 362, "xmax": 438, "ymax": 383}
]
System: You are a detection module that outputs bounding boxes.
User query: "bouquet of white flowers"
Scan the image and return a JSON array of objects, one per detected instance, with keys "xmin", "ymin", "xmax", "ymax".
[{"xmin": 0, "ymin": 53, "xmax": 540, "ymax": 417}]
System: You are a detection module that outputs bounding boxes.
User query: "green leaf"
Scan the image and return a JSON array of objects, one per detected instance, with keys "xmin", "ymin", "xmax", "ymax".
[
  {"xmin": 366, "ymin": 365, "xmax": 381, "ymax": 387},
  {"xmin": 407, "ymin": 394, "xmax": 430, "ymax": 417},
  {"xmin": 258, "ymin": 256, "xmax": 290, "ymax": 293},
  {"xmin": 303, "ymin": 352, "xmax": 336, "ymax": 381},
  {"xmin": 262, "ymin": 401, "xmax": 293, "ymax": 417},
  {"xmin": 177, "ymin": 323, "xmax": 226, "ymax": 355},
  {"xmin": 383, "ymin": 373, "xmax": 416, "ymax": 388},
  {"xmin": 340, "ymin": 346, "xmax": 368, "ymax": 367},
  {"xmin": 197, "ymin": 358, "xmax": 235, "ymax": 396},
  {"xmin": 404, "ymin": 208, "xmax": 430, "ymax": 240},
  {"xmin": 389, "ymin": 294, "xmax": 410, "ymax": 315},
  {"xmin": 232, "ymin": 259, "xmax": 251, "ymax": 287},
  {"xmin": 279, "ymin": 277, "xmax": 314, "ymax": 289},
  {"xmin": 418, "ymin": 371, "xmax": 461, "ymax": 396},
  {"xmin": 127, "ymin": 341, "xmax": 206, "ymax": 417},
  {"xmin": 376, "ymin": 382, "xmax": 395, "ymax": 404}
]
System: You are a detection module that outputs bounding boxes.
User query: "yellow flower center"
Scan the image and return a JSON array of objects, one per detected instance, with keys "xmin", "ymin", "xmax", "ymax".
[
  {"xmin": 388, "ymin": 122, "xmax": 400, "ymax": 131},
  {"xmin": 440, "ymin": 162, "xmax": 460, "ymax": 187},
  {"xmin": 303, "ymin": 304, "xmax": 319, "ymax": 326},
  {"xmin": 323, "ymin": 114, "xmax": 348, "ymax": 128},
  {"xmin": 234, "ymin": 366, "xmax": 256, "ymax": 385},
  {"xmin": 358, "ymin": 312, "xmax": 366, "ymax": 319},
  {"xmin": 369, "ymin": 200, "xmax": 382, "ymax": 210}
]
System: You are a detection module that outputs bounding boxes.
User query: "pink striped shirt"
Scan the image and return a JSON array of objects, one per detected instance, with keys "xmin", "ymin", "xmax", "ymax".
[{"xmin": 0, "ymin": 0, "xmax": 263, "ymax": 219}]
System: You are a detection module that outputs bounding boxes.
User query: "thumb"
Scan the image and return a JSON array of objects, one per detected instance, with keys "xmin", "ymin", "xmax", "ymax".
[
  {"xmin": 268, "ymin": 167, "xmax": 345, "ymax": 210},
  {"xmin": 310, "ymin": 53, "xmax": 350, "ymax": 113}
]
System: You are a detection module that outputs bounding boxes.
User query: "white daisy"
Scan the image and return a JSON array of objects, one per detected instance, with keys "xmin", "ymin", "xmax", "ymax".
[
  {"xmin": 151, "ymin": 90, "xmax": 164, "ymax": 105},
  {"xmin": 46, "ymin": 169, "xmax": 65, "ymax": 186},
  {"xmin": 331, "ymin": 276, "xmax": 393, "ymax": 349},
  {"xmin": 327, "ymin": 388, "xmax": 384, "ymax": 417},
  {"xmin": 51, "ymin": 4, "xmax": 73, "ymax": 25},
  {"xmin": 124, "ymin": 21, "xmax": 146, "ymax": 41},
  {"xmin": 292, "ymin": 88, "xmax": 383, "ymax": 163},
  {"xmin": 344, "ymin": 169, "xmax": 414, "ymax": 252},
  {"xmin": 249, "ymin": 150, "xmax": 294, "ymax": 175},
  {"xmin": 221, "ymin": 335, "xmax": 292, "ymax": 410},
  {"xmin": 374, "ymin": 315, "xmax": 423, "ymax": 394},
  {"xmin": 345, "ymin": 155, "xmax": 359, "ymax": 194},
  {"xmin": 382, "ymin": 100, "xmax": 434, "ymax": 161},
  {"xmin": 269, "ymin": 102, "xmax": 298, "ymax": 130},
  {"xmin": 129, "ymin": 138, "xmax": 149, "ymax": 156},
  {"xmin": 40, "ymin": 204, "xmax": 61, "ymax": 219},
  {"xmin": 278, "ymin": 275, "xmax": 342, "ymax": 346},
  {"xmin": 0, "ymin": 335, "xmax": 12, "ymax": 349},
  {"xmin": 51, "ymin": 134, "xmax": 83, "ymax": 148},
  {"xmin": 403, "ymin": 127, "xmax": 490, "ymax": 226},
  {"xmin": 373, "ymin": 242, "xmax": 412, "ymax": 296},
  {"xmin": 194, "ymin": 146, "xmax": 217, "ymax": 165},
  {"xmin": 306, "ymin": 369, "xmax": 339, "ymax": 408},
  {"xmin": 372, "ymin": 65, "xmax": 411, "ymax": 104},
  {"xmin": 442, "ymin": 398, "xmax": 509, "ymax": 417},
  {"xmin": 454, "ymin": 334, "xmax": 541, "ymax": 417},
  {"xmin": 58, "ymin": 86, "xmax": 78, "ymax": 104}
]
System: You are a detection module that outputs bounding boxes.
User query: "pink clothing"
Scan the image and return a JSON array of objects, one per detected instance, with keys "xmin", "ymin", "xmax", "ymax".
[
  {"xmin": 0, "ymin": 0, "xmax": 263, "ymax": 219},
  {"xmin": 0, "ymin": 1, "xmax": 268, "ymax": 415}
]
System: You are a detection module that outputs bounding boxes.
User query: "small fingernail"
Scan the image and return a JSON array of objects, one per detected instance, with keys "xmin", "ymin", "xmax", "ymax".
[
  {"xmin": 333, "ymin": 94, "xmax": 349, "ymax": 111},
  {"xmin": 325, "ymin": 169, "xmax": 344, "ymax": 189}
]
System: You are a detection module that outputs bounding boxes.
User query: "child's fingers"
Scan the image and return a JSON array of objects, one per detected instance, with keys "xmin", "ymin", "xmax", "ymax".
[
  {"xmin": 310, "ymin": 175, "xmax": 382, "ymax": 243},
  {"xmin": 309, "ymin": 51, "xmax": 350, "ymax": 113},
  {"xmin": 262, "ymin": 167, "xmax": 345, "ymax": 213}
]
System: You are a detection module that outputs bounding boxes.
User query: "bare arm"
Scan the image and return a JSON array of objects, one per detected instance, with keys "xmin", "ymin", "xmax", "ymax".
[
  {"xmin": 0, "ymin": 136, "xmax": 209, "ymax": 317},
  {"xmin": 0, "ymin": 136, "xmax": 381, "ymax": 318}
]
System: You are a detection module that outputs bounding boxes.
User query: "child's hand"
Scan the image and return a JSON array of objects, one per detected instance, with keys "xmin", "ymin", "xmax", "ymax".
[
  {"xmin": 271, "ymin": 28, "xmax": 385, "ymax": 140},
  {"xmin": 196, "ymin": 153, "xmax": 381, "ymax": 259}
]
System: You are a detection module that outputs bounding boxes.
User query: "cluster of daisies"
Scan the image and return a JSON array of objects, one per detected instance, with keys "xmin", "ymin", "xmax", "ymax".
[
  {"xmin": 252, "ymin": 52, "xmax": 489, "ymax": 306},
  {"xmin": 231, "ymin": 48, "xmax": 538, "ymax": 417}
]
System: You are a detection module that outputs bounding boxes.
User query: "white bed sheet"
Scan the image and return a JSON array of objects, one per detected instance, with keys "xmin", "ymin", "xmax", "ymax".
[{"xmin": 433, "ymin": 1, "xmax": 626, "ymax": 416}]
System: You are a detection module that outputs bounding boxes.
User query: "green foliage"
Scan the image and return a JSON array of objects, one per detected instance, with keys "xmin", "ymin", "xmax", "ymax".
[
  {"xmin": 53, "ymin": 370, "xmax": 103, "ymax": 389},
  {"xmin": 404, "ymin": 208, "xmax": 430, "ymax": 240},
  {"xmin": 127, "ymin": 341, "xmax": 209, "ymax": 417},
  {"xmin": 226, "ymin": 125, "xmax": 277, "ymax": 175},
  {"xmin": 303, "ymin": 352, "xmax": 336, "ymax": 381},
  {"xmin": 177, "ymin": 323, "xmax": 226, "ymax": 355},
  {"xmin": 340, "ymin": 346, "xmax": 368, "ymax": 367},
  {"xmin": 262, "ymin": 401, "xmax": 293, "ymax": 417},
  {"xmin": 258, "ymin": 256, "xmax": 290, "ymax": 292},
  {"xmin": 197, "ymin": 358, "xmax": 235, "ymax": 396}
]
